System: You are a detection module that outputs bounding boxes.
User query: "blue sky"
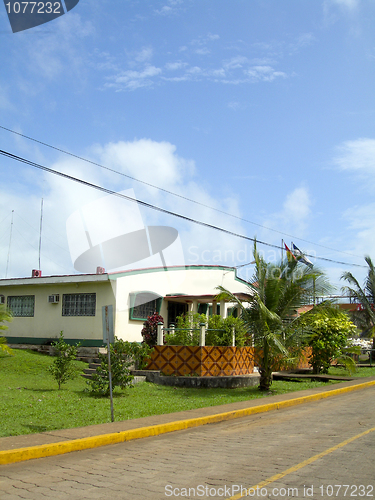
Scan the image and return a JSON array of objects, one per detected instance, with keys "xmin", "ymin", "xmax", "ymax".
[{"xmin": 1, "ymin": 0, "xmax": 375, "ymax": 291}]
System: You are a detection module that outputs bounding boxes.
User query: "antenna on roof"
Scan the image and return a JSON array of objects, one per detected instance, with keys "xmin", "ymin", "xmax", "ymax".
[{"xmin": 38, "ymin": 198, "xmax": 43, "ymax": 271}]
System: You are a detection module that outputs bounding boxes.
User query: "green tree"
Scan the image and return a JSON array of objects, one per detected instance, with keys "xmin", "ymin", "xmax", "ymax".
[
  {"xmin": 217, "ymin": 241, "xmax": 331, "ymax": 391},
  {"xmin": 341, "ymin": 256, "xmax": 375, "ymax": 350},
  {"xmin": 300, "ymin": 306, "xmax": 358, "ymax": 374},
  {"xmin": 0, "ymin": 305, "xmax": 13, "ymax": 356},
  {"xmin": 48, "ymin": 332, "xmax": 81, "ymax": 389},
  {"xmin": 88, "ymin": 337, "xmax": 134, "ymax": 396}
]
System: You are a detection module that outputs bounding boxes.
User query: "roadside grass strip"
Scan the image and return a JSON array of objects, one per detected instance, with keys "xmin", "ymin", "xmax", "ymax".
[
  {"xmin": 1, "ymin": 379, "xmax": 375, "ymax": 465},
  {"xmin": 226, "ymin": 425, "xmax": 375, "ymax": 500}
]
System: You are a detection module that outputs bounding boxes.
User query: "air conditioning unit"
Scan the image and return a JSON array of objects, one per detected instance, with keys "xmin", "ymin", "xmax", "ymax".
[
  {"xmin": 48, "ymin": 294, "xmax": 60, "ymax": 304},
  {"xmin": 32, "ymin": 269, "xmax": 42, "ymax": 278},
  {"xmin": 0, "ymin": 295, "xmax": 5, "ymax": 305},
  {"xmin": 96, "ymin": 266, "xmax": 105, "ymax": 275}
]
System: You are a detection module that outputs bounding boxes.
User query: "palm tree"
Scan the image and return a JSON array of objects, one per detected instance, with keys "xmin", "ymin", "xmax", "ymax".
[
  {"xmin": 341, "ymin": 256, "xmax": 375, "ymax": 350},
  {"xmin": 217, "ymin": 242, "xmax": 331, "ymax": 391}
]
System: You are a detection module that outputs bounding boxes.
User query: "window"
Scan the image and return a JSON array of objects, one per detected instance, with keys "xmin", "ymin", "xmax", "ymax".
[
  {"xmin": 7, "ymin": 296, "xmax": 35, "ymax": 317},
  {"xmin": 62, "ymin": 293, "xmax": 96, "ymax": 316},
  {"xmin": 129, "ymin": 292, "xmax": 162, "ymax": 321},
  {"xmin": 198, "ymin": 303, "xmax": 208, "ymax": 315}
]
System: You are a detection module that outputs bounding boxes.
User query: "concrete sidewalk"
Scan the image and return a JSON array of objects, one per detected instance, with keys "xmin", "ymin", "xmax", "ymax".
[{"xmin": 1, "ymin": 377, "xmax": 375, "ymax": 465}]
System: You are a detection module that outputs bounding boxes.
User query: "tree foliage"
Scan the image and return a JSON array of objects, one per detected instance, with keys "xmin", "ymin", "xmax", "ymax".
[
  {"xmin": 341, "ymin": 255, "xmax": 375, "ymax": 349},
  {"xmin": 300, "ymin": 306, "xmax": 358, "ymax": 374},
  {"xmin": 164, "ymin": 312, "xmax": 248, "ymax": 347},
  {"xmin": 0, "ymin": 306, "xmax": 13, "ymax": 356},
  {"xmin": 48, "ymin": 332, "xmax": 81, "ymax": 389},
  {"xmin": 88, "ymin": 338, "xmax": 135, "ymax": 396},
  {"xmin": 217, "ymin": 241, "xmax": 331, "ymax": 391}
]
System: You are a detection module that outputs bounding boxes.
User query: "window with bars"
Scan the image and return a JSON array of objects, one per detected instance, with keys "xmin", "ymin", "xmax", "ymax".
[
  {"xmin": 7, "ymin": 296, "xmax": 35, "ymax": 317},
  {"xmin": 62, "ymin": 293, "xmax": 96, "ymax": 316},
  {"xmin": 129, "ymin": 292, "xmax": 162, "ymax": 321}
]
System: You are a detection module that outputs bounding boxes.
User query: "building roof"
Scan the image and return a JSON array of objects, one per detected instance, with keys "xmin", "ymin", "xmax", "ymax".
[{"xmin": 0, "ymin": 265, "xmax": 247, "ymax": 287}]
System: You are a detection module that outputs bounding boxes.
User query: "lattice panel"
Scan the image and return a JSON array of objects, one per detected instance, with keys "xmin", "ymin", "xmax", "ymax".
[{"xmin": 147, "ymin": 346, "xmax": 255, "ymax": 377}]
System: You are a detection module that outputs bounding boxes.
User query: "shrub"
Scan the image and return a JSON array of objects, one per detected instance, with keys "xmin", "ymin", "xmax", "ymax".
[
  {"xmin": 125, "ymin": 341, "xmax": 153, "ymax": 370},
  {"xmin": 0, "ymin": 306, "xmax": 13, "ymax": 356},
  {"xmin": 306, "ymin": 310, "xmax": 358, "ymax": 374},
  {"xmin": 165, "ymin": 312, "xmax": 205, "ymax": 346},
  {"xmin": 88, "ymin": 337, "xmax": 134, "ymax": 396},
  {"xmin": 164, "ymin": 313, "xmax": 248, "ymax": 347},
  {"xmin": 206, "ymin": 315, "xmax": 248, "ymax": 347},
  {"xmin": 141, "ymin": 312, "xmax": 164, "ymax": 347},
  {"xmin": 48, "ymin": 332, "xmax": 81, "ymax": 389}
]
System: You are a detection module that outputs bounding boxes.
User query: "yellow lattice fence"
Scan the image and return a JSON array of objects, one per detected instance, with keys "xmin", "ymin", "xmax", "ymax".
[{"xmin": 147, "ymin": 346, "xmax": 255, "ymax": 376}]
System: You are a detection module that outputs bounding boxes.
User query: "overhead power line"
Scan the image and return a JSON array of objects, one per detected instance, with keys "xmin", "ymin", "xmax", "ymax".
[
  {"xmin": 0, "ymin": 124, "xmax": 363, "ymax": 261},
  {"xmin": 0, "ymin": 148, "xmax": 366, "ymax": 269}
]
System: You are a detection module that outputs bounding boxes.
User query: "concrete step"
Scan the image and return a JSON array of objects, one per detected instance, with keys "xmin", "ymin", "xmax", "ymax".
[
  {"xmin": 76, "ymin": 356, "xmax": 101, "ymax": 364},
  {"xmin": 83, "ymin": 368, "xmax": 97, "ymax": 376},
  {"xmin": 88, "ymin": 362, "xmax": 101, "ymax": 369}
]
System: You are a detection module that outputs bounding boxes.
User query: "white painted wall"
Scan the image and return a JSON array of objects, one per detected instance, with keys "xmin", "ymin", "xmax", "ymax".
[{"xmin": 112, "ymin": 266, "xmax": 249, "ymax": 342}]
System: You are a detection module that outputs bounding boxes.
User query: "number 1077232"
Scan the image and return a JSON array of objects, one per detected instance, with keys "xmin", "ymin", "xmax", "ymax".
[{"xmin": 5, "ymin": 2, "xmax": 62, "ymax": 14}]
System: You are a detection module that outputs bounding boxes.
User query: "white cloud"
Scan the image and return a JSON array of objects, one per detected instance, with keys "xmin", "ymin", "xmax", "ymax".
[
  {"xmin": 134, "ymin": 47, "xmax": 154, "ymax": 63},
  {"xmin": 332, "ymin": 138, "xmax": 375, "ymax": 271},
  {"xmin": 329, "ymin": 0, "xmax": 359, "ymax": 9},
  {"xmin": 106, "ymin": 65, "xmax": 162, "ymax": 91},
  {"xmin": 334, "ymin": 138, "xmax": 375, "ymax": 174},
  {"xmin": 195, "ymin": 48, "xmax": 211, "ymax": 55},
  {"xmin": 18, "ymin": 13, "xmax": 94, "ymax": 81},
  {"xmin": 102, "ymin": 31, "xmax": 301, "ymax": 91},
  {"xmin": 165, "ymin": 62, "xmax": 187, "ymax": 71},
  {"xmin": 260, "ymin": 186, "xmax": 313, "ymax": 246},
  {"xmin": 98, "ymin": 139, "xmax": 192, "ymax": 190},
  {"xmin": 283, "ymin": 187, "xmax": 312, "ymax": 223},
  {"xmin": 154, "ymin": 0, "xmax": 184, "ymax": 16},
  {"xmin": 0, "ymin": 85, "xmax": 12, "ymax": 110},
  {"xmin": 245, "ymin": 65, "xmax": 287, "ymax": 82},
  {"xmin": 224, "ymin": 56, "xmax": 249, "ymax": 70},
  {"xmin": 227, "ymin": 101, "xmax": 241, "ymax": 110},
  {"xmin": 342, "ymin": 202, "xmax": 375, "ymax": 276}
]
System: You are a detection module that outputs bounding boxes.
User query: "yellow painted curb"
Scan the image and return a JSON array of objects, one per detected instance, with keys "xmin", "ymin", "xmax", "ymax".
[{"xmin": 1, "ymin": 379, "xmax": 375, "ymax": 466}]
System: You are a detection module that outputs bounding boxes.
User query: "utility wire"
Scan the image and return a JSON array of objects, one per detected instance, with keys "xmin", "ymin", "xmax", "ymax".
[
  {"xmin": 0, "ymin": 148, "xmax": 366, "ymax": 268},
  {"xmin": 0, "ymin": 124, "xmax": 363, "ymax": 261}
]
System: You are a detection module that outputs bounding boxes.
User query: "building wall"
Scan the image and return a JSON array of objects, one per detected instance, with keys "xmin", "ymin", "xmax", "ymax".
[
  {"xmin": 112, "ymin": 266, "xmax": 249, "ymax": 342},
  {"xmin": 2, "ymin": 280, "xmax": 115, "ymax": 346},
  {"xmin": 0, "ymin": 266, "xmax": 248, "ymax": 345}
]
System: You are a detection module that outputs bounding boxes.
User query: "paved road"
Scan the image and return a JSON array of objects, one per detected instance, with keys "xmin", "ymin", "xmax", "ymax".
[{"xmin": 0, "ymin": 386, "xmax": 374, "ymax": 500}]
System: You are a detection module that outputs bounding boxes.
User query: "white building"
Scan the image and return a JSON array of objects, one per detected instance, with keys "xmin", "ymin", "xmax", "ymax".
[{"xmin": 0, "ymin": 265, "xmax": 249, "ymax": 347}]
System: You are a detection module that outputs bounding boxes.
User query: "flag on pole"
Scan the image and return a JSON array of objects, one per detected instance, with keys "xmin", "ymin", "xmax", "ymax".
[
  {"xmin": 291, "ymin": 242, "xmax": 313, "ymax": 267},
  {"xmin": 284, "ymin": 242, "xmax": 296, "ymax": 262}
]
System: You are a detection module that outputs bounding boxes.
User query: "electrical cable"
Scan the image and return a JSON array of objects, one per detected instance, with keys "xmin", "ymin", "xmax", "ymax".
[
  {"xmin": 0, "ymin": 124, "xmax": 363, "ymax": 260},
  {"xmin": 0, "ymin": 148, "xmax": 366, "ymax": 268}
]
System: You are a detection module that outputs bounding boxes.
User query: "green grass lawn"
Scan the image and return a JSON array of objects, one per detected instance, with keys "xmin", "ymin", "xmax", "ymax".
[{"xmin": 1, "ymin": 349, "xmax": 374, "ymax": 438}]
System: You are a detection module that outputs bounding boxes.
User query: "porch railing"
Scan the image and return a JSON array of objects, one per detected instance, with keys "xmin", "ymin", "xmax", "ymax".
[{"xmin": 157, "ymin": 322, "xmax": 235, "ymax": 347}]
